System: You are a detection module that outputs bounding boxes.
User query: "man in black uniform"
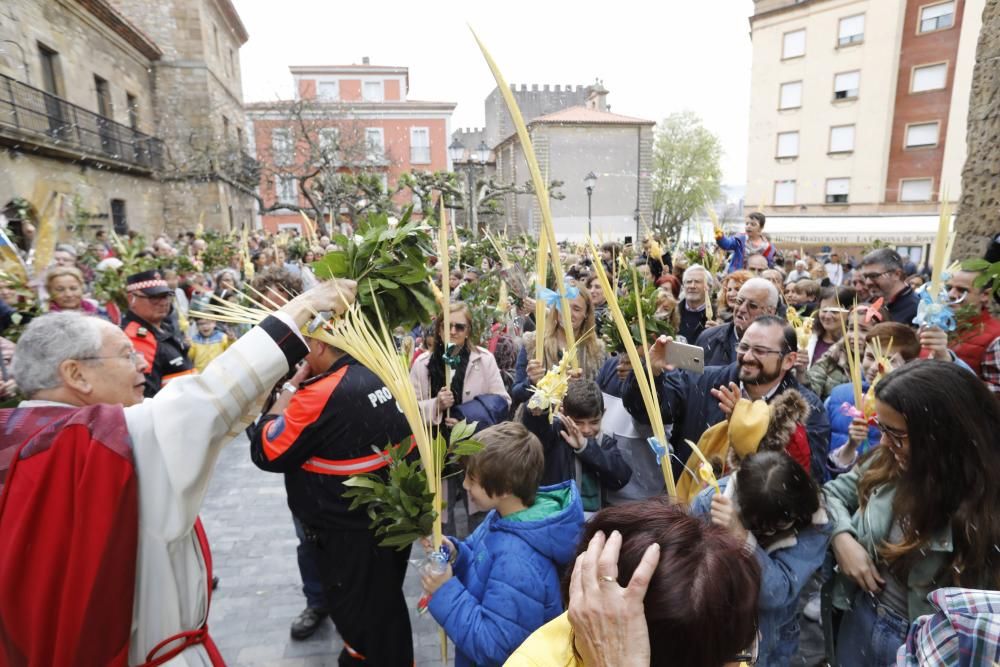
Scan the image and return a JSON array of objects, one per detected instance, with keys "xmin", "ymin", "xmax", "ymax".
[
  {"xmin": 249, "ymin": 334, "xmax": 414, "ymax": 666},
  {"xmin": 121, "ymin": 270, "xmax": 193, "ymax": 397}
]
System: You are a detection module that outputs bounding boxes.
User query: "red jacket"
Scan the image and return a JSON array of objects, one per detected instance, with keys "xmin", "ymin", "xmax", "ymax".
[{"xmin": 950, "ymin": 311, "xmax": 1000, "ymax": 380}]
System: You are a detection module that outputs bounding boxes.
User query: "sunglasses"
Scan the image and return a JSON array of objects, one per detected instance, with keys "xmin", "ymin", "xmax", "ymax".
[{"xmin": 449, "ymin": 322, "xmax": 468, "ymax": 332}]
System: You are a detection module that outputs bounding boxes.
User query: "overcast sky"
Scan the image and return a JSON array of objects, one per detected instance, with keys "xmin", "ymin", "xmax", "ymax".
[{"xmin": 233, "ymin": 0, "xmax": 755, "ymax": 185}]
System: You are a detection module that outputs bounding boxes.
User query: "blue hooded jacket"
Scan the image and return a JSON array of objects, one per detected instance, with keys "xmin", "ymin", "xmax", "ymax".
[{"xmin": 428, "ymin": 481, "xmax": 585, "ymax": 667}]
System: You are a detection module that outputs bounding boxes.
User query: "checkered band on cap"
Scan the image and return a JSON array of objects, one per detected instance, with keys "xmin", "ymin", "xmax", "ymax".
[{"xmin": 126, "ymin": 279, "xmax": 169, "ymax": 292}]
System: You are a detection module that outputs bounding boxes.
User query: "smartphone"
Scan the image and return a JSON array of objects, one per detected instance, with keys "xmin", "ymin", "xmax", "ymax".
[{"xmin": 666, "ymin": 341, "xmax": 705, "ymax": 374}]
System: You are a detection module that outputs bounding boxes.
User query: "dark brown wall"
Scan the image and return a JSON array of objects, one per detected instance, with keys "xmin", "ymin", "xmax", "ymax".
[{"xmin": 884, "ymin": 0, "xmax": 966, "ymax": 202}]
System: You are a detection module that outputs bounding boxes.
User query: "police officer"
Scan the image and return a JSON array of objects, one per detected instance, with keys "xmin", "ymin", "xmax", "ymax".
[{"xmin": 122, "ymin": 270, "xmax": 193, "ymax": 397}]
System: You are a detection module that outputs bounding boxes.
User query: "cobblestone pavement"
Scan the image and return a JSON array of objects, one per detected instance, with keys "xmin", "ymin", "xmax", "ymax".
[
  {"xmin": 201, "ymin": 435, "xmax": 827, "ymax": 666},
  {"xmin": 201, "ymin": 434, "xmax": 453, "ymax": 666}
]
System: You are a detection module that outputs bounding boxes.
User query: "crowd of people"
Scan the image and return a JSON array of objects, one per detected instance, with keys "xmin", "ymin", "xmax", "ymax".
[{"xmin": 1, "ymin": 214, "xmax": 999, "ymax": 667}]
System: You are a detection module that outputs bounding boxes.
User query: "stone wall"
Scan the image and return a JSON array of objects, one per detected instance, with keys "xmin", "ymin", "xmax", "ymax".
[
  {"xmin": 956, "ymin": 1, "xmax": 999, "ymax": 260},
  {"xmin": 0, "ymin": 151, "xmax": 164, "ymax": 236}
]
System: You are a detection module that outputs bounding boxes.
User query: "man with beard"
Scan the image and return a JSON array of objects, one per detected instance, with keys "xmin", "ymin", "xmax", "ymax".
[
  {"xmin": 858, "ymin": 248, "xmax": 920, "ymax": 325},
  {"xmin": 622, "ymin": 315, "xmax": 830, "ymax": 482},
  {"xmin": 695, "ymin": 277, "xmax": 778, "ymax": 366}
]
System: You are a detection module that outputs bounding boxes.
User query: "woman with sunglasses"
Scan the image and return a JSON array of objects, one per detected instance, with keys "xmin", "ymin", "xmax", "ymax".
[
  {"xmin": 824, "ymin": 361, "xmax": 1000, "ymax": 666},
  {"xmin": 691, "ymin": 450, "xmax": 830, "ymax": 667},
  {"xmin": 410, "ymin": 301, "xmax": 511, "ymax": 433}
]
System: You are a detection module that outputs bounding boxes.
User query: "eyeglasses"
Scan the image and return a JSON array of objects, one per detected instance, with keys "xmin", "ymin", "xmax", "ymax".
[
  {"xmin": 731, "ymin": 630, "xmax": 761, "ymax": 664},
  {"xmin": 873, "ymin": 418, "xmax": 908, "ymax": 449},
  {"xmin": 449, "ymin": 322, "xmax": 468, "ymax": 332},
  {"xmin": 78, "ymin": 350, "xmax": 144, "ymax": 366},
  {"xmin": 861, "ymin": 270, "xmax": 892, "ymax": 281},
  {"xmin": 734, "ymin": 296, "xmax": 764, "ymax": 312},
  {"xmin": 736, "ymin": 342, "xmax": 786, "ymax": 358}
]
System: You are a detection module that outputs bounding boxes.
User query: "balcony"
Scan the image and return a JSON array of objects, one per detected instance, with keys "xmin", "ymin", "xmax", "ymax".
[{"xmin": 0, "ymin": 73, "xmax": 163, "ymax": 172}]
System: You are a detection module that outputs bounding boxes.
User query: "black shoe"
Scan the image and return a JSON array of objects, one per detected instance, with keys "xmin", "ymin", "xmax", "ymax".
[{"xmin": 290, "ymin": 607, "xmax": 328, "ymax": 640}]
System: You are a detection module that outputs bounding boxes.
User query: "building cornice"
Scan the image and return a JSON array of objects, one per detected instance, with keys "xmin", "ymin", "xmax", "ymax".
[
  {"xmin": 212, "ymin": 0, "xmax": 250, "ymax": 44},
  {"xmin": 76, "ymin": 0, "xmax": 162, "ymax": 60},
  {"xmin": 750, "ymin": 0, "xmax": 833, "ymax": 24}
]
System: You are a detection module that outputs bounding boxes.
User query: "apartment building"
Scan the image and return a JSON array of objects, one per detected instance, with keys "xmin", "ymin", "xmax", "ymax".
[
  {"xmin": 245, "ymin": 60, "xmax": 455, "ymax": 234},
  {"xmin": 746, "ymin": 0, "xmax": 984, "ymax": 258}
]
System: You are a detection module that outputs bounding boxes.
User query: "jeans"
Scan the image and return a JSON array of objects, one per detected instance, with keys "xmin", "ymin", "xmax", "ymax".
[
  {"xmin": 835, "ymin": 589, "xmax": 909, "ymax": 667},
  {"xmin": 292, "ymin": 514, "xmax": 326, "ymax": 610}
]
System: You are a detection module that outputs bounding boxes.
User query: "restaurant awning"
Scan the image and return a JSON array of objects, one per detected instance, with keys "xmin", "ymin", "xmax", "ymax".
[{"xmin": 762, "ymin": 215, "xmax": 950, "ymax": 245}]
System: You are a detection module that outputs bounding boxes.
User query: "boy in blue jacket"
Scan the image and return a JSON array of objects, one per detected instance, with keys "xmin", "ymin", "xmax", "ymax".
[
  {"xmin": 520, "ymin": 379, "xmax": 632, "ymax": 512},
  {"xmin": 421, "ymin": 422, "xmax": 585, "ymax": 667}
]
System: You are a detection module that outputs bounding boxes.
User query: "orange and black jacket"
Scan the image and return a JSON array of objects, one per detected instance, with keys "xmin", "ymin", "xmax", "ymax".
[
  {"xmin": 122, "ymin": 312, "xmax": 194, "ymax": 397},
  {"xmin": 248, "ymin": 355, "xmax": 414, "ymax": 531}
]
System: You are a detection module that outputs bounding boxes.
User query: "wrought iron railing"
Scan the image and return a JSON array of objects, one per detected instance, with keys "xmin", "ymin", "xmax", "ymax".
[{"xmin": 0, "ymin": 72, "xmax": 163, "ymax": 170}]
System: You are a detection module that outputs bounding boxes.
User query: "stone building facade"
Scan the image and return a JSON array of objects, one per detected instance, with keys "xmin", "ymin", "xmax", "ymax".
[{"xmin": 0, "ymin": 0, "xmax": 254, "ymax": 241}]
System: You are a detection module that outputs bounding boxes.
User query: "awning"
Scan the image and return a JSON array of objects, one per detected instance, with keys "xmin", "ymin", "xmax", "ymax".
[{"xmin": 762, "ymin": 215, "xmax": 950, "ymax": 245}]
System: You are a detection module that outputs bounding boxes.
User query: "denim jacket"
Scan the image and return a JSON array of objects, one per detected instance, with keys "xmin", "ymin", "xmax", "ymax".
[
  {"xmin": 823, "ymin": 460, "xmax": 953, "ymax": 620},
  {"xmin": 691, "ymin": 478, "xmax": 831, "ymax": 666}
]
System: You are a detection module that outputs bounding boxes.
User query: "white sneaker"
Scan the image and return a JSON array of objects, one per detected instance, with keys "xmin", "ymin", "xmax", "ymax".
[{"xmin": 803, "ymin": 591, "xmax": 822, "ymax": 623}]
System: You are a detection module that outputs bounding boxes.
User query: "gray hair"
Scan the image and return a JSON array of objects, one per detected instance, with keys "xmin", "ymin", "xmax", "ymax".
[
  {"xmin": 861, "ymin": 248, "xmax": 903, "ymax": 273},
  {"xmin": 740, "ymin": 277, "xmax": 780, "ymax": 309},
  {"xmin": 12, "ymin": 312, "xmax": 105, "ymax": 397},
  {"xmin": 682, "ymin": 264, "xmax": 714, "ymax": 288}
]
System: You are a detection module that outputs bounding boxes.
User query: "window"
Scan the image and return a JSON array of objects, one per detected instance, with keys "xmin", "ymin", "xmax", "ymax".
[
  {"xmin": 37, "ymin": 43, "xmax": 60, "ymax": 96},
  {"xmin": 275, "ymin": 175, "xmax": 297, "ymax": 203},
  {"xmin": 236, "ymin": 126, "xmax": 244, "ymax": 147},
  {"xmin": 111, "ymin": 199, "xmax": 128, "ymax": 235},
  {"xmin": 317, "ymin": 81, "xmax": 339, "ymax": 101},
  {"xmin": 365, "ymin": 128, "xmax": 384, "ymax": 160},
  {"xmin": 900, "ymin": 178, "xmax": 934, "ymax": 202},
  {"xmin": 826, "ymin": 178, "xmax": 850, "ymax": 204},
  {"xmin": 783, "ymin": 29, "xmax": 806, "ymax": 59},
  {"xmin": 912, "ymin": 63, "xmax": 948, "ymax": 92},
  {"xmin": 213, "ymin": 24, "xmax": 220, "ymax": 57},
  {"xmin": 920, "ymin": 2, "xmax": 955, "ymax": 33},
  {"xmin": 774, "ymin": 180, "xmax": 796, "ymax": 205},
  {"xmin": 410, "ymin": 127, "xmax": 431, "ymax": 164},
  {"xmin": 126, "ymin": 93, "xmax": 139, "ymax": 130},
  {"xmin": 776, "ymin": 131, "xmax": 799, "ymax": 158},
  {"xmin": 829, "ymin": 125, "xmax": 855, "ymax": 153},
  {"xmin": 272, "ymin": 128, "xmax": 293, "ymax": 165},
  {"xmin": 94, "ymin": 75, "xmax": 112, "ymax": 117},
  {"xmin": 834, "ymin": 71, "xmax": 860, "ymax": 100},
  {"xmin": 779, "ymin": 81, "xmax": 803, "ymax": 109},
  {"xmin": 222, "ymin": 115, "xmax": 230, "ymax": 139},
  {"xmin": 838, "ymin": 14, "xmax": 865, "ymax": 46},
  {"xmin": 905, "ymin": 121, "xmax": 940, "ymax": 147},
  {"xmin": 319, "ymin": 127, "xmax": 339, "ymax": 154},
  {"xmin": 363, "ymin": 81, "xmax": 384, "ymax": 102}
]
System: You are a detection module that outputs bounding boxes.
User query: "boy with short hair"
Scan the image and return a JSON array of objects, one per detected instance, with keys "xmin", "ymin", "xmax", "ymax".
[
  {"xmin": 521, "ymin": 379, "xmax": 632, "ymax": 512},
  {"xmin": 421, "ymin": 422, "xmax": 584, "ymax": 667},
  {"xmin": 788, "ymin": 279, "xmax": 821, "ymax": 316}
]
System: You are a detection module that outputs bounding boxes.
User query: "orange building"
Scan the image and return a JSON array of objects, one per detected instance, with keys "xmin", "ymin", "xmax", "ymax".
[{"xmin": 246, "ymin": 59, "xmax": 455, "ymax": 234}]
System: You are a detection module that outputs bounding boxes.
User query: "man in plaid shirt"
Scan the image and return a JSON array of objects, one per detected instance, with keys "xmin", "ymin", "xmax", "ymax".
[{"xmin": 897, "ymin": 588, "xmax": 1000, "ymax": 666}]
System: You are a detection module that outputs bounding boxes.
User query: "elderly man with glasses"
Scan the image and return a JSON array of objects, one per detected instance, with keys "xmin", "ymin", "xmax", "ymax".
[
  {"xmin": 0, "ymin": 280, "xmax": 356, "ymax": 666},
  {"xmin": 121, "ymin": 269, "xmax": 194, "ymax": 396},
  {"xmin": 695, "ymin": 277, "xmax": 780, "ymax": 367},
  {"xmin": 623, "ymin": 315, "xmax": 831, "ymax": 483}
]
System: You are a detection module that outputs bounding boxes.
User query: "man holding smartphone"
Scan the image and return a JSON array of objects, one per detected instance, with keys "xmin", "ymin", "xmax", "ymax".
[{"xmin": 622, "ymin": 315, "xmax": 830, "ymax": 482}]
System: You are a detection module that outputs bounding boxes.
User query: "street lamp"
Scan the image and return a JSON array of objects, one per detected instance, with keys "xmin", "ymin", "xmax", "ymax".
[
  {"xmin": 584, "ymin": 171, "xmax": 597, "ymax": 238},
  {"xmin": 449, "ymin": 138, "xmax": 491, "ymax": 238}
]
